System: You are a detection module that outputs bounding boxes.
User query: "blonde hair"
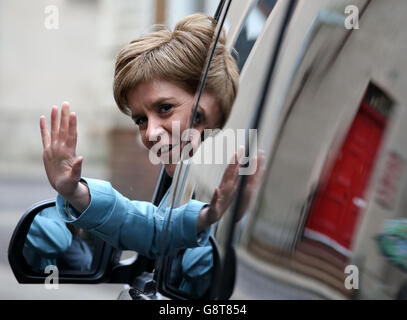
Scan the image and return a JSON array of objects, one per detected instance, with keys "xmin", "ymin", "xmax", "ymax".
[{"xmin": 113, "ymin": 13, "xmax": 239, "ymax": 128}]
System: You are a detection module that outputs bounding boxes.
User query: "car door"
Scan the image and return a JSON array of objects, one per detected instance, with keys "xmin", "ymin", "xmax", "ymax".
[{"xmin": 216, "ymin": 0, "xmax": 407, "ymax": 300}]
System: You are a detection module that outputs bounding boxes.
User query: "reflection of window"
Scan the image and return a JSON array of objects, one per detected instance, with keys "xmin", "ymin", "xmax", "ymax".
[{"xmin": 232, "ymin": 0, "xmax": 277, "ymax": 71}]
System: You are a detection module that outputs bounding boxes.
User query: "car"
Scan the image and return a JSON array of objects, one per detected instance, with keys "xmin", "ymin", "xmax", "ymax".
[{"xmin": 8, "ymin": 0, "xmax": 407, "ymax": 300}]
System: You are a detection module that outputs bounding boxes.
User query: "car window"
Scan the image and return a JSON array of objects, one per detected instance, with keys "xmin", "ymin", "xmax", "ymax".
[
  {"xmin": 154, "ymin": 0, "xmax": 235, "ymax": 299},
  {"xmin": 162, "ymin": 0, "xmax": 234, "ymax": 211},
  {"xmin": 155, "ymin": 0, "xmax": 298, "ymax": 300},
  {"xmin": 153, "ymin": 0, "xmax": 279, "ymax": 217},
  {"xmin": 166, "ymin": 0, "xmax": 281, "ymax": 213}
]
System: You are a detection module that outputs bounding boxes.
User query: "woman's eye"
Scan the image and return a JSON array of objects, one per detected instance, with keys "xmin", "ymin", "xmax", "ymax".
[
  {"xmin": 158, "ymin": 104, "xmax": 173, "ymax": 113},
  {"xmin": 135, "ymin": 117, "xmax": 147, "ymax": 126},
  {"xmin": 194, "ymin": 112, "xmax": 204, "ymax": 125}
]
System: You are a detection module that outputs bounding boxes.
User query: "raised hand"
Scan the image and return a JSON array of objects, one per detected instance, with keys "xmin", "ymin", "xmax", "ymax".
[
  {"xmin": 40, "ymin": 102, "xmax": 90, "ymax": 212},
  {"xmin": 197, "ymin": 148, "xmax": 265, "ymax": 232}
]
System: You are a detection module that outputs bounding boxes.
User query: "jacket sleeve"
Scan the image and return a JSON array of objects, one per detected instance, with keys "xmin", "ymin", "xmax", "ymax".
[
  {"xmin": 55, "ymin": 178, "xmax": 210, "ymax": 259},
  {"xmin": 25, "ymin": 206, "xmax": 73, "ymax": 257},
  {"xmin": 179, "ymin": 246, "xmax": 214, "ymax": 298}
]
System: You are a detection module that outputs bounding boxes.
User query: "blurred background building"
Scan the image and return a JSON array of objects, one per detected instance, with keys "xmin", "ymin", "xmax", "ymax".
[
  {"xmin": 0, "ymin": 0, "xmax": 220, "ymax": 198},
  {"xmin": 0, "ymin": 0, "xmax": 219, "ymax": 299}
]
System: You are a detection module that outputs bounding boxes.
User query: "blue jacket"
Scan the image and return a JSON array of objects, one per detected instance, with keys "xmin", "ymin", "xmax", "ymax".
[
  {"xmin": 27, "ymin": 177, "xmax": 213, "ymax": 297},
  {"xmin": 56, "ymin": 178, "xmax": 211, "ymax": 256},
  {"xmin": 23, "ymin": 206, "xmax": 73, "ymax": 272},
  {"xmin": 24, "ymin": 207, "xmax": 93, "ymax": 272}
]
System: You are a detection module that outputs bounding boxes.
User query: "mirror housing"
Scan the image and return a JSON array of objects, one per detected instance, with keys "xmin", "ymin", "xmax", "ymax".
[{"xmin": 8, "ymin": 199, "xmax": 119, "ymax": 284}]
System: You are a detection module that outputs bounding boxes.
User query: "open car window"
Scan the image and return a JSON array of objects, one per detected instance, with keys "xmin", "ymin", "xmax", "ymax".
[
  {"xmin": 154, "ymin": 0, "xmax": 235, "ymax": 299},
  {"xmin": 155, "ymin": 0, "xmax": 288, "ymax": 300},
  {"xmin": 160, "ymin": 0, "xmax": 279, "ymax": 211}
]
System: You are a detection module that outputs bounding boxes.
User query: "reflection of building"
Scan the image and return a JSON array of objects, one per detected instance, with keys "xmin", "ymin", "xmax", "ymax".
[
  {"xmin": 182, "ymin": 0, "xmax": 407, "ymax": 300},
  {"xmin": 305, "ymin": 83, "xmax": 394, "ymax": 256},
  {"xmin": 241, "ymin": 0, "xmax": 407, "ymax": 299}
]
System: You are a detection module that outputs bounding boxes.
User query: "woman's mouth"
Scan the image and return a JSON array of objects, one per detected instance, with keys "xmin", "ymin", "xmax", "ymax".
[{"xmin": 157, "ymin": 144, "xmax": 174, "ymax": 157}]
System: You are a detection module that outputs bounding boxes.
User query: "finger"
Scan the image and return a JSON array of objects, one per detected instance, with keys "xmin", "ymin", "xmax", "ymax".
[
  {"xmin": 71, "ymin": 156, "xmax": 83, "ymax": 181},
  {"xmin": 220, "ymin": 165, "xmax": 238, "ymax": 191},
  {"xmin": 50, "ymin": 105, "xmax": 59, "ymax": 144},
  {"xmin": 234, "ymin": 146, "xmax": 247, "ymax": 178},
  {"xmin": 246, "ymin": 157, "xmax": 258, "ymax": 187},
  {"xmin": 59, "ymin": 101, "xmax": 70, "ymax": 143},
  {"xmin": 248, "ymin": 152, "xmax": 264, "ymax": 177},
  {"xmin": 207, "ymin": 187, "xmax": 220, "ymax": 223},
  {"xmin": 246, "ymin": 155, "xmax": 265, "ymax": 191},
  {"xmin": 40, "ymin": 116, "xmax": 51, "ymax": 148},
  {"xmin": 236, "ymin": 145, "xmax": 245, "ymax": 164},
  {"xmin": 66, "ymin": 112, "xmax": 77, "ymax": 149},
  {"xmin": 222, "ymin": 152, "xmax": 240, "ymax": 182},
  {"xmin": 257, "ymin": 150, "xmax": 265, "ymax": 170},
  {"xmin": 255, "ymin": 154, "xmax": 266, "ymax": 180},
  {"xmin": 227, "ymin": 146, "xmax": 244, "ymax": 166},
  {"xmin": 210, "ymin": 187, "xmax": 220, "ymax": 207}
]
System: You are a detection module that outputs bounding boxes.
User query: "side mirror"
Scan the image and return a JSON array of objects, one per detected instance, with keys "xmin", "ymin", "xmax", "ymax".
[
  {"xmin": 156, "ymin": 235, "xmax": 232, "ymax": 300},
  {"xmin": 8, "ymin": 199, "xmax": 117, "ymax": 284}
]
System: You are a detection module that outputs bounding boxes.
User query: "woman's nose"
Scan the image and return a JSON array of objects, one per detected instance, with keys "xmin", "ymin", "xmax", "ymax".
[{"xmin": 145, "ymin": 118, "xmax": 167, "ymax": 144}]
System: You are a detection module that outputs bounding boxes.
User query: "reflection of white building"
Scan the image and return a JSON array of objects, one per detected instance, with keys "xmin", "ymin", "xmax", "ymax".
[
  {"xmin": 180, "ymin": 0, "xmax": 407, "ymax": 300},
  {"xmin": 237, "ymin": 0, "xmax": 407, "ymax": 300}
]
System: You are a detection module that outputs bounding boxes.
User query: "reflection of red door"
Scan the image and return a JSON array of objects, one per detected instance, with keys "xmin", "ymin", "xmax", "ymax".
[{"xmin": 305, "ymin": 101, "xmax": 387, "ymax": 252}]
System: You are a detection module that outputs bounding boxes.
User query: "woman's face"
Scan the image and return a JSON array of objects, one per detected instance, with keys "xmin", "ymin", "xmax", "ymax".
[{"xmin": 127, "ymin": 79, "xmax": 221, "ymax": 176}]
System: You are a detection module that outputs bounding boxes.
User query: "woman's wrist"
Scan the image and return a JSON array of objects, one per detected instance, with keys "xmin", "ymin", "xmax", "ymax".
[
  {"xmin": 197, "ymin": 205, "xmax": 212, "ymax": 233},
  {"xmin": 61, "ymin": 180, "xmax": 90, "ymax": 213}
]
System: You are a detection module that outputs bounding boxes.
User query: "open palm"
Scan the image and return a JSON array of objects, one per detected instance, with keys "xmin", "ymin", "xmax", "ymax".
[
  {"xmin": 206, "ymin": 148, "xmax": 265, "ymax": 225},
  {"xmin": 40, "ymin": 102, "xmax": 83, "ymax": 198}
]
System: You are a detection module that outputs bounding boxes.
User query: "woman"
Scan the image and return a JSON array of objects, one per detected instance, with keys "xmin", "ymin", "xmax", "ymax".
[{"xmin": 35, "ymin": 13, "xmax": 259, "ymax": 297}]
